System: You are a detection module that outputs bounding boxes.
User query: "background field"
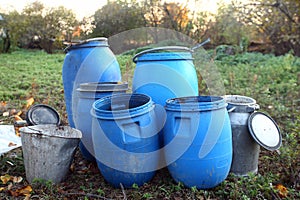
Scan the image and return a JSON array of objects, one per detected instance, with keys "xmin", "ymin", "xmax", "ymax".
[{"xmin": 0, "ymin": 49, "xmax": 299, "ymax": 199}]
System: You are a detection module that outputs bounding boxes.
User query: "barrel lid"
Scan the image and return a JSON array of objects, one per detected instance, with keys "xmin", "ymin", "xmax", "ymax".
[
  {"xmin": 77, "ymin": 82, "xmax": 128, "ymax": 92},
  {"xmin": 133, "ymin": 46, "xmax": 193, "ymax": 63},
  {"xmin": 248, "ymin": 112, "xmax": 282, "ymax": 151},
  {"xmin": 26, "ymin": 104, "xmax": 60, "ymax": 126},
  {"xmin": 64, "ymin": 37, "xmax": 109, "ymax": 52}
]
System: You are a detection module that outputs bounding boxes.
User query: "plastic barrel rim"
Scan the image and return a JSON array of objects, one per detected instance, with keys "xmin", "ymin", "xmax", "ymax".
[
  {"xmin": 165, "ymin": 96, "xmax": 227, "ymax": 111},
  {"xmin": 92, "ymin": 93, "xmax": 154, "ymax": 120}
]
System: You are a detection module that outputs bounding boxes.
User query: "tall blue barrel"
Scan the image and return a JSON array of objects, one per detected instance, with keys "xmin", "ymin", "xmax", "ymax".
[
  {"xmin": 91, "ymin": 93, "xmax": 160, "ymax": 188},
  {"xmin": 163, "ymin": 96, "xmax": 232, "ymax": 189},
  {"xmin": 132, "ymin": 46, "xmax": 198, "ymax": 106},
  {"xmin": 62, "ymin": 37, "xmax": 122, "ymax": 127},
  {"xmin": 74, "ymin": 82, "xmax": 128, "ymax": 161}
]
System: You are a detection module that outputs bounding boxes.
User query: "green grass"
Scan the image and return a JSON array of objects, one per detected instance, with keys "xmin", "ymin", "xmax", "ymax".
[
  {"xmin": 214, "ymin": 52, "xmax": 300, "ymax": 128},
  {"xmin": 0, "ymin": 50, "xmax": 64, "ymax": 99},
  {"xmin": 0, "ymin": 49, "xmax": 65, "ymax": 123},
  {"xmin": 0, "ymin": 49, "xmax": 299, "ymax": 199}
]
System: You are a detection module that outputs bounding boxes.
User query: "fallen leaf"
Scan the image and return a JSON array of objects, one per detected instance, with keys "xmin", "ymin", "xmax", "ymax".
[
  {"xmin": 0, "ymin": 101, "xmax": 7, "ymax": 111},
  {"xmin": 14, "ymin": 115, "xmax": 23, "ymax": 121},
  {"xmin": 24, "ymin": 194, "xmax": 31, "ymax": 200},
  {"xmin": 70, "ymin": 163, "xmax": 75, "ymax": 172},
  {"xmin": 77, "ymin": 166, "xmax": 90, "ymax": 174},
  {"xmin": 8, "ymin": 190, "xmax": 18, "ymax": 197},
  {"xmin": 8, "ymin": 142, "xmax": 17, "ymax": 147},
  {"xmin": 9, "ymin": 109, "xmax": 17, "ymax": 115},
  {"xmin": 16, "ymin": 110, "xmax": 22, "ymax": 116},
  {"xmin": 25, "ymin": 97, "xmax": 34, "ymax": 109},
  {"xmin": 19, "ymin": 185, "xmax": 32, "ymax": 196},
  {"xmin": 0, "ymin": 101, "xmax": 7, "ymax": 107},
  {"xmin": 0, "ymin": 175, "xmax": 23, "ymax": 185},
  {"xmin": 12, "ymin": 176, "xmax": 23, "ymax": 183},
  {"xmin": 14, "ymin": 127, "xmax": 21, "ymax": 137},
  {"xmin": 7, "ymin": 183, "xmax": 13, "ymax": 190},
  {"xmin": 1, "ymin": 174, "xmax": 11, "ymax": 184},
  {"xmin": 9, "ymin": 185, "xmax": 32, "ymax": 197},
  {"xmin": 275, "ymin": 184, "xmax": 288, "ymax": 198}
]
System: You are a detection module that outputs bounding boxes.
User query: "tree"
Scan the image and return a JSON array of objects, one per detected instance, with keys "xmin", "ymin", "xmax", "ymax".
[
  {"xmin": 191, "ymin": 11, "xmax": 214, "ymax": 43},
  {"xmin": 43, "ymin": 6, "xmax": 78, "ymax": 52},
  {"xmin": 161, "ymin": 2, "xmax": 191, "ymax": 33},
  {"xmin": 207, "ymin": 3, "xmax": 251, "ymax": 49},
  {"xmin": 21, "ymin": 1, "xmax": 46, "ymax": 49},
  {"xmin": 234, "ymin": 0, "xmax": 300, "ymax": 56},
  {"xmin": 91, "ymin": 0, "xmax": 145, "ymax": 37},
  {"xmin": 0, "ymin": 14, "xmax": 11, "ymax": 53},
  {"xmin": 5, "ymin": 1, "xmax": 78, "ymax": 53},
  {"xmin": 5, "ymin": 11, "xmax": 29, "ymax": 49},
  {"xmin": 142, "ymin": 0, "xmax": 164, "ymax": 27}
]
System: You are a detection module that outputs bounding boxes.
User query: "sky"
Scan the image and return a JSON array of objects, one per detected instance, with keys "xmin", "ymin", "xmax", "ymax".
[{"xmin": 1, "ymin": 0, "xmax": 232, "ymax": 20}]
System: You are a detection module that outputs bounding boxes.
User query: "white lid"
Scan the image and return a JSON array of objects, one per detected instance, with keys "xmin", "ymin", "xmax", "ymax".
[{"xmin": 248, "ymin": 112, "xmax": 282, "ymax": 151}]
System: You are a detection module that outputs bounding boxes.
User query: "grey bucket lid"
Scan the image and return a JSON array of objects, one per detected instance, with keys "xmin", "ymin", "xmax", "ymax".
[
  {"xmin": 248, "ymin": 112, "xmax": 282, "ymax": 151},
  {"xmin": 26, "ymin": 104, "xmax": 60, "ymax": 125}
]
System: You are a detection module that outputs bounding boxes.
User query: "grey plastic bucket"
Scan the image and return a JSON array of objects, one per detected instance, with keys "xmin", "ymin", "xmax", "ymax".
[
  {"xmin": 224, "ymin": 95, "xmax": 259, "ymax": 176},
  {"xmin": 20, "ymin": 125, "xmax": 82, "ymax": 184}
]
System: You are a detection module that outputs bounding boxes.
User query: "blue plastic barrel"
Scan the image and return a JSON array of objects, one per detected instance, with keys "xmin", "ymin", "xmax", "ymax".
[
  {"xmin": 62, "ymin": 37, "xmax": 122, "ymax": 127},
  {"xmin": 91, "ymin": 93, "xmax": 160, "ymax": 188},
  {"xmin": 74, "ymin": 82, "xmax": 128, "ymax": 161},
  {"xmin": 163, "ymin": 96, "xmax": 232, "ymax": 189},
  {"xmin": 132, "ymin": 46, "xmax": 198, "ymax": 106}
]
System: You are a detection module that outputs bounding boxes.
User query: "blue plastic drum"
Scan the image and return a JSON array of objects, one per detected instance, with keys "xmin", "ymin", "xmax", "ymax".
[
  {"xmin": 74, "ymin": 82, "xmax": 128, "ymax": 161},
  {"xmin": 163, "ymin": 96, "xmax": 232, "ymax": 189},
  {"xmin": 91, "ymin": 93, "xmax": 160, "ymax": 188},
  {"xmin": 62, "ymin": 38, "xmax": 122, "ymax": 127},
  {"xmin": 132, "ymin": 46, "xmax": 198, "ymax": 106}
]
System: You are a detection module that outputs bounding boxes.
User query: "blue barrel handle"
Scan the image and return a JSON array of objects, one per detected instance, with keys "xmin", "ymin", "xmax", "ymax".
[
  {"xmin": 132, "ymin": 38, "xmax": 210, "ymax": 63},
  {"xmin": 191, "ymin": 38, "xmax": 211, "ymax": 51},
  {"xmin": 132, "ymin": 46, "xmax": 193, "ymax": 63}
]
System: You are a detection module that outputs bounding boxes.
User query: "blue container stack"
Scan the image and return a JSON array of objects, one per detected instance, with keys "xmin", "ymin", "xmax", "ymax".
[{"xmin": 62, "ymin": 42, "xmax": 233, "ymax": 189}]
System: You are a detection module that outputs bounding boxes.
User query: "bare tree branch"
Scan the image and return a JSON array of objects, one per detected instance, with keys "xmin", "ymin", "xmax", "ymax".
[{"xmin": 238, "ymin": 0, "xmax": 297, "ymax": 24}]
